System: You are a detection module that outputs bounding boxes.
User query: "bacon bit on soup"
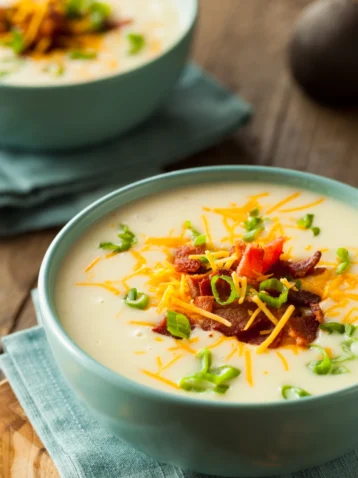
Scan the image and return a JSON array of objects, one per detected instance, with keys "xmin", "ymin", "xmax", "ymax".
[
  {"xmin": 150, "ymin": 235, "xmax": 329, "ymax": 352},
  {"xmin": 0, "ymin": 0, "xmax": 128, "ymax": 56}
]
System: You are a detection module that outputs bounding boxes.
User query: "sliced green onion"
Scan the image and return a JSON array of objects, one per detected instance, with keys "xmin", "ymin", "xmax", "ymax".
[
  {"xmin": 319, "ymin": 322, "xmax": 345, "ymax": 335},
  {"xmin": 199, "ymin": 256, "xmax": 209, "ymax": 264},
  {"xmin": 340, "ymin": 338, "xmax": 358, "ymax": 358},
  {"xmin": 211, "ymin": 275, "xmax": 237, "ymax": 306},
  {"xmin": 243, "ymin": 228, "xmax": 263, "ymax": 243},
  {"xmin": 312, "ymin": 227, "xmax": 320, "ymax": 237},
  {"xmin": 99, "ymin": 224, "xmax": 137, "ymax": 253},
  {"xmin": 184, "ymin": 221, "xmax": 206, "ymax": 246},
  {"xmin": 179, "ymin": 348, "xmax": 240, "ymax": 395},
  {"xmin": 127, "ymin": 33, "xmax": 146, "ymax": 55},
  {"xmin": 124, "ymin": 288, "xmax": 149, "ymax": 310},
  {"xmin": 307, "ymin": 344, "xmax": 332, "ymax": 375},
  {"xmin": 89, "ymin": 1, "xmax": 111, "ymax": 30},
  {"xmin": 69, "ymin": 50, "xmax": 97, "ymax": 60},
  {"xmin": 345, "ymin": 323, "xmax": 357, "ymax": 337},
  {"xmin": 4, "ymin": 29, "xmax": 25, "ymax": 55},
  {"xmin": 297, "ymin": 214, "xmax": 314, "ymax": 230},
  {"xmin": 258, "ymin": 278, "xmax": 288, "ymax": 309},
  {"xmin": 281, "ymin": 385, "xmax": 311, "ymax": 400},
  {"xmin": 244, "ymin": 216, "xmax": 262, "ymax": 231},
  {"xmin": 197, "ymin": 348, "xmax": 212, "ymax": 373},
  {"xmin": 249, "ymin": 207, "xmax": 260, "ymax": 217},
  {"xmin": 336, "ymin": 248, "xmax": 350, "ymax": 274},
  {"xmin": 166, "ymin": 310, "xmax": 191, "ymax": 339},
  {"xmin": 331, "ymin": 366, "xmax": 350, "ymax": 375}
]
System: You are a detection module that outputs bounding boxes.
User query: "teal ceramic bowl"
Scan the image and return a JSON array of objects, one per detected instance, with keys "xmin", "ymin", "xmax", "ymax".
[
  {"xmin": 0, "ymin": 0, "xmax": 197, "ymax": 151},
  {"xmin": 38, "ymin": 166, "xmax": 358, "ymax": 477}
]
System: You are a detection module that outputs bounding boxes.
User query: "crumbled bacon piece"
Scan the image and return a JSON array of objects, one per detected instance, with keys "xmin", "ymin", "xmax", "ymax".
[
  {"xmin": 152, "ymin": 316, "xmax": 195, "ymax": 338},
  {"xmin": 236, "ymin": 244, "xmax": 264, "ymax": 279},
  {"xmin": 174, "ymin": 244, "xmax": 205, "ymax": 274},
  {"xmin": 199, "ymin": 277, "xmax": 212, "ymax": 296},
  {"xmin": 310, "ymin": 302, "xmax": 324, "ymax": 324},
  {"xmin": 288, "ymin": 289, "xmax": 321, "ymax": 306},
  {"xmin": 271, "ymin": 251, "xmax": 322, "ymax": 278},
  {"xmin": 262, "ymin": 237, "xmax": 285, "ymax": 273},
  {"xmin": 194, "ymin": 296, "xmax": 214, "ymax": 313},
  {"xmin": 287, "ymin": 315, "xmax": 319, "ymax": 347}
]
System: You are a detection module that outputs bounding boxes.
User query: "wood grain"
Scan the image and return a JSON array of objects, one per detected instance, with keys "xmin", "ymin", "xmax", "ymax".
[
  {"xmin": 1, "ymin": 0, "xmax": 358, "ymax": 475},
  {"xmin": 0, "ymin": 380, "xmax": 59, "ymax": 478}
]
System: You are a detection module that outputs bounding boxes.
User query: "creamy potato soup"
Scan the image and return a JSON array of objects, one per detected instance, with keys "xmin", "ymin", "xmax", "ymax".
[
  {"xmin": 56, "ymin": 183, "xmax": 358, "ymax": 402},
  {"xmin": 0, "ymin": 0, "xmax": 180, "ymax": 85}
]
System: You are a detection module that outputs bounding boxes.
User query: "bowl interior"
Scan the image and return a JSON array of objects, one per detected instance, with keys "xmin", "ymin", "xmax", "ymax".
[{"xmin": 39, "ymin": 166, "xmax": 358, "ymax": 406}]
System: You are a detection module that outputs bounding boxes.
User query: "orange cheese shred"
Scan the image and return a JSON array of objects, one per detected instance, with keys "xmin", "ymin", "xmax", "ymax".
[
  {"xmin": 75, "ymin": 282, "xmax": 120, "ymax": 295},
  {"xmin": 276, "ymin": 351, "xmax": 289, "ymax": 371},
  {"xmin": 245, "ymin": 349, "xmax": 254, "ymax": 387},
  {"xmin": 279, "ymin": 197, "xmax": 325, "ymax": 213},
  {"xmin": 141, "ymin": 370, "xmax": 179, "ymax": 389},
  {"xmin": 256, "ymin": 305, "xmax": 295, "ymax": 354},
  {"xmin": 266, "ymin": 192, "xmax": 301, "ymax": 215}
]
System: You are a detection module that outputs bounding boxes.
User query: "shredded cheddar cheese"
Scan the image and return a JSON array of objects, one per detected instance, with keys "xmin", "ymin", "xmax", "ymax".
[
  {"xmin": 157, "ymin": 355, "xmax": 182, "ymax": 375},
  {"xmin": 84, "ymin": 256, "xmax": 101, "ymax": 273},
  {"xmin": 141, "ymin": 370, "xmax": 179, "ymax": 389},
  {"xmin": 276, "ymin": 351, "xmax": 289, "ymax": 371},
  {"xmin": 266, "ymin": 192, "xmax": 301, "ymax": 215},
  {"xmin": 243, "ymin": 307, "xmax": 262, "ymax": 331},
  {"xmin": 245, "ymin": 349, "xmax": 253, "ymax": 387},
  {"xmin": 75, "ymin": 282, "xmax": 120, "ymax": 295},
  {"xmin": 171, "ymin": 297, "xmax": 232, "ymax": 328},
  {"xmin": 279, "ymin": 197, "xmax": 325, "ymax": 213},
  {"xmin": 251, "ymin": 296, "xmax": 279, "ymax": 326},
  {"xmin": 256, "ymin": 305, "xmax": 295, "ymax": 353}
]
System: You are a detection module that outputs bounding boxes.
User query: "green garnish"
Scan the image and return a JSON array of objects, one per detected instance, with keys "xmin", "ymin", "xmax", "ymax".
[
  {"xmin": 43, "ymin": 63, "xmax": 65, "ymax": 77},
  {"xmin": 319, "ymin": 322, "xmax": 345, "ymax": 335},
  {"xmin": 166, "ymin": 310, "xmax": 191, "ymax": 339},
  {"xmin": 281, "ymin": 385, "xmax": 311, "ymax": 400},
  {"xmin": 336, "ymin": 248, "xmax": 350, "ymax": 274},
  {"xmin": 249, "ymin": 207, "xmax": 260, "ymax": 217},
  {"xmin": 127, "ymin": 33, "xmax": 146, "ymax": 55},
  {"xmin": 211, "ymin": 275, "xmax": 237, "ymax": 306},
  {"xmin": 3, "ymin": 29, "xmax": 25, "ymax": 55},
  {"xmin": 297, "ymin": 214, "xmax": 314, "ymax": 230},
  {"xmin": 243, "ymin": 209, "xmax": 264, "ymax": 242},
  {"xmin": 69, "ymin": 50, "xmax": 97, "ymax": 60},
  {"xmin": 258, "ymin": 278, "xmax": 288, "ymax": 309},
  {"xmin": 89, "ymin": 1, "xmax": 111, "ymax": 30},
  {"xmin": 340, "ymin": 338, "xmax": 358, "ymax": 359},
  {"xmin": 184, "ymin": 221, "xmax": 206, "ymax": 246},
  {"xmin": 179, "ymin": 348, "xmax": 240, "ymax": 394},
  {"xmin": 99, "ymin": 224, "xmax": 137, "ymax": 253},
  {"xmin": 124, "ymin": 288, "xmax": 149, "ymax": 310},
  {"xmin": 319, "ymin": 322, "xmax": 357, "ymax": 338},
  {"xmin": 308, "ymin": 344, "xmax": 332, "ymax": 375},
  {"xmin": 66, "ymin": 0, "xmax": 111, "ymax": 30},
  {"xmin": 297, "ymin": 214, "xmax": 321, "ymax": 236}
]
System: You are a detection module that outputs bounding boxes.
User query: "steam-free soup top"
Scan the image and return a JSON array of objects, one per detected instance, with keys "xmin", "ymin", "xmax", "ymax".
[
  {"xmin": 0, "ymin": 0, "xmax": 180, "ymax": 84},
  {"xmin": 56, "ymin": 183, "xmax": 358, "ymax": 402}
]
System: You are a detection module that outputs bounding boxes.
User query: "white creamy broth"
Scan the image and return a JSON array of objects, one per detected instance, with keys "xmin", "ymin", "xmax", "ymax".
[
  {"xmin": 55, "ymin": 183, "xmax": 358, "ymax": 402},
  {"xmin": 0, "ymin": 0, "xmax": 180, "ymax": 85}
]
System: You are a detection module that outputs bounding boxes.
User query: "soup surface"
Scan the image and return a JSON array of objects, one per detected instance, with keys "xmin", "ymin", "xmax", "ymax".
[
  {"xmin": 0, "ymin": 0, "xmax": 180, "ymax": 85},
  {"xmin": 56, "ymin": 183, "xmax": 358, "ymax": 402}
]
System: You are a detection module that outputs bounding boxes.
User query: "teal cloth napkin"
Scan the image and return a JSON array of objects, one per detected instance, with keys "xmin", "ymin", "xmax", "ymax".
[
  {"xmin": 0, "ymin": 64, "xmax": 252, "ymax": 237},
  {"xmin": 1, "ymin": 292, "xmax": 358, "ymax": 478}
]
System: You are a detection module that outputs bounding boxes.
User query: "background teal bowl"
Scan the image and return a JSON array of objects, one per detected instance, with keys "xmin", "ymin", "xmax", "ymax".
[
  {"xmin": 38, "ymin": 166, "xmax": 358, "ymax": 477},
  {"xmin": 0, "ymin": 0, "xmax": 197, "ymax": 151}
]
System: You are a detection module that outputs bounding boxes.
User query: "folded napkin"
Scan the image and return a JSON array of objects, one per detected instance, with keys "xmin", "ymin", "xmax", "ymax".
[
  {"xmin": 0, "ymin": 64, "xmax": 252, "ymax": 237},
  {"xmin": 1, "ymin": 292, "xmax": 358, "ymax": 478}
]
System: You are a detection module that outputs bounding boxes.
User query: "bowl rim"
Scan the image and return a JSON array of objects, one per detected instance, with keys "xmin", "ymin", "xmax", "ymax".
[
  {"xmin": 38, "ymin": 165, "xmax": 358, "ymax": 409},
  {"xmin": 0, "ymin": 0, "xmax": 198, "ymax": 91}
]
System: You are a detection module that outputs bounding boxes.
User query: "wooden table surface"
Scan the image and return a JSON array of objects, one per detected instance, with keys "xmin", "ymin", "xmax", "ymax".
[{"xmin": 1, "ymin": 0, "xmax": 358, "ymax": 475}]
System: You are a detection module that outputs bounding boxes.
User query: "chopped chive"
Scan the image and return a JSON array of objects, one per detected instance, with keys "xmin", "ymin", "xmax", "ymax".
[
  {"xmin": 4, "ymin": 29, "xmax": 25, "ymax": 55},
  {"xmin": 281, "ymin": 385, "xmax": 311, "ymax": 400},
  {"xmin": 307, "ymin": 344, "xmax": 332, "ymax": 375},
  {"xmin": 179, "ymin": 348, "xmax": 240, "ymax": 394},
  {"xmin": 319, "ymin": 322, "xmax": 345, "ymax": 335},
  {"xmin": 166, "ymin": 310, "xmax": 191, "ymax": 339},
  {"xmin": 124, "ymin": 288, "xmax": 149, "ymax": 310},
  {"xmin": 297, "ymin": 214, "xmax": 314, "ymax": 230},
  {"xmin": 184, "ymin": 220, "xmax": 206, "ymax": 246},
  {"xmin": 258, "ymin": 278, "xmax": 288, "ymax": 308},
  {"xmin": 336, "ymin": 248, "xmax": 350, "ymax": 274},
  {"xmin": 69, "ymin": 50, "xmax": 97, "ymax": 60},
  {"xmin": 127, "ymin": 33, "xmax": 146, "ymax": 55},
  {"xmin": 312, "ymin": 227, "xmax": 320, "ymax": 237},
  {"xmin": 249, "ymin": 207, "xmax": 260, "ymax": 217},
  {"xmin": 211, "ymin": 275, "xmax": 237, "ymax": 306},
  {"xmin": 99, "ymin": 224, "xmax": 137, "ymax": 253}
]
